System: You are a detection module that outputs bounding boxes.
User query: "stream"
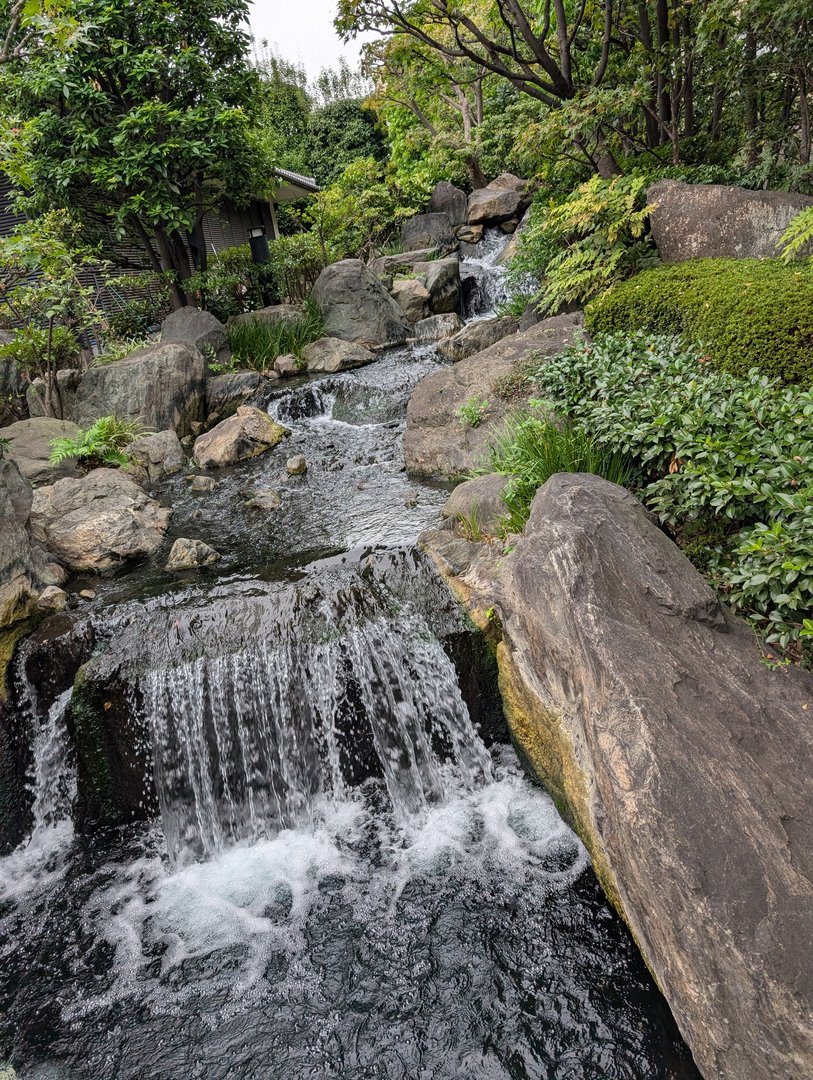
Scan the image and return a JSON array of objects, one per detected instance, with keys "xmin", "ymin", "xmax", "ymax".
[{"xmin": 0, "ymin": 235, "xmax": 700, "ymax": 1079}]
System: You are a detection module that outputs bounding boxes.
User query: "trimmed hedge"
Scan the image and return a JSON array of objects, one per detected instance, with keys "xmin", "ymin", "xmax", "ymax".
[{"xmin": 585, "ymin": 257, "xmax": 813, "ymax": 386}]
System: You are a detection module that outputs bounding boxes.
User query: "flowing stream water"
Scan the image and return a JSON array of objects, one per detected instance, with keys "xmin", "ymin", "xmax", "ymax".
[{"xmin": 0, "ymin": 234, "xmax": 700, "ymax": 1079}]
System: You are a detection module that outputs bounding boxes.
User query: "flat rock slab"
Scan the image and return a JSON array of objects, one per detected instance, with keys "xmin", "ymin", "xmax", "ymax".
[
  {"xmin": 404, "ymin": 312, "xmax": 583, "ymax": 479},
  {"xmin": 648, "ymin": 180, "xmax": 813, "ymax": 261},
  {"xmin": 30, "ymin": 468, "xmax": 171, "ymax": 572},
  {"xmin": 301, "ymin": 337, "xmax": 374, "ymax": 374},
  {"xmin": 438, "ymin": 315, "xmax": 519, "ymax": 363},
  {"xmin": 425, "ymin": 472, "xmax": 813, "ymax": 1080},
  {"xmin": 192, "ymin": 405, "xmax": 289, "ymax": 469},
  {"xmin": 1, "ymin": 417, "xmax": 82, "ymax": 485}
]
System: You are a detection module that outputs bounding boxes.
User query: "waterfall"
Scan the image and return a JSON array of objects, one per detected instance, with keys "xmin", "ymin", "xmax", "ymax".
[
  {"xmin": 142, "ymin": 593, "xmax": 493, "ymax": 866},
  {"xmin": 460, "ymin": 227, "xmax": 511, "ymax": 317},
  {"xmin": 0, "ymin": 687, "xmax": 76, "ymax": 899}
]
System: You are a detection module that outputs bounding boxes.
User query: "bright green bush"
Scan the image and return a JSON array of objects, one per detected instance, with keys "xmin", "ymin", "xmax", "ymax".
[
  {"xmin": 49, "ymin": 416, "xmax": 147, "ymax": 468},
  {"xmin": 485, "ymin": 410, "xmax": 633, "ymax": 534},
  {"xmin": 585, "ymin": 257, "xmax": 813, "ymax": 386},
  {"xmin": 226, "ymin": 300, "xmax": 325, "ymax": 372},
  {"xmin": 525, "ymin": 332, "xmax": 813, "ymax": 649},
  {"xmin": 0, "ymin": 325, "xmax": 80, "ymax": 375},
  {"xmin": 265, "ymin": 233, "xmax": 326, "ymax": 302},
  {"xmin": 507, "ymin": 174, "xmax": 659, "ymax": 315}
]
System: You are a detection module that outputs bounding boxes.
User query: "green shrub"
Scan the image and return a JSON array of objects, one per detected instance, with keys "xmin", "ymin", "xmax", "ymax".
[
  {"xmin": 0, "ymin": 325, "xmax": 80, "ymax": 376},
  {"xmin": 457, "ymin": 394, "xmax": 490, "ymax": 428},
  {"xmin": 265, "ymin": 233, "xmax": 326, "ymax": 302},
  {"xmin": 525, "ymin": 331, "xmax": 813, "ymax": 649},
  {"xmin": 0, "ymin": 435, "xmax": 10, "ymax": 459},
  {"xmin": 186, "ymin": 245, "xmax": 279, "ymax": 322},
  {"xmin": 226, "ymin": 299, "xmax": 325, "ymax": 373},
  {"xmin": 485, "ymin": 409, "xmax": 633, "ymax": 533},
  {"xmin": 507, "ymin": 175, "xmax": 659, "ymax": 315},
  {"xmin": 49, "ymin": 416, "xmax": 147, "ymax": 469},
  {"xmin": 585, "ymin": 257, "xmax": 813, "ymax": 386}
]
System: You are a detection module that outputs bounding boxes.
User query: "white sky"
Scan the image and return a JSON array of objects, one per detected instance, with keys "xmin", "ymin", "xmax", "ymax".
[{"xmin": 248, "ymin": 0, "xmax": 371, "ymax": 80}]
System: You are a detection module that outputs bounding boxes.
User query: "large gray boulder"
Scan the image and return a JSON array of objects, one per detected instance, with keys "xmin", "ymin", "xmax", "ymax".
[
  {"xmin": 414, "ymin": 257, "xmax": 461, "ymax": 315},
  {"xmin": 30, "ymin": 469, "xmax": 171, "ymax": 572},
  {"xmin": 438, "ymin": 315, "xmax": 519, "ymax": 363},
  {"xmin": 424, "ymin": 472, "xmax": 813, "ymax": 1080},
  {"xmin": 161, "ymin": 307, "xmax": 229, "ymax": 368},
  {"xmin": 125, "ymin": 430, "xmax": 185, "ymax": 485},
  {"xmin": 301, "ymin": 337, "xmax": 374, "ymax": 374},
  {"xmin": 647, "ymin": 180, "xmax": 813, "ymax": 261},
  {"xmin": 404, "ymin": 313, "xmax": 583, "ymax": 478},
  {"xmin": 390, "ymin": 277, "xmax": 431, "ymax": 323},
  {"xmin": 71, "ymin": 342, "xmax": 205, "ymax": 437},
  {"xmin": 311, "ymin": 260, "xmax": 412, "ymax": 347},
  {"xmin": 428, "ymin": 181, "xmax": 468, "ymax": 226},
  {"xmin": 192, "ymin": 405, "xmax": 289, "ymax": 469},
  {"xmin": 1, "ymin": 417, "xmax": 82, "ymax": 485},
  {"xmin": 0, "ymin": 458, "xmax": 65, "ymax": 656},
  {"xmin": 400, "ymin": 212, "xmax": 457, "ymax": 255},
  {"xmin": 468, "ymin": 174, "xmax": 530, "ymax": 225}
]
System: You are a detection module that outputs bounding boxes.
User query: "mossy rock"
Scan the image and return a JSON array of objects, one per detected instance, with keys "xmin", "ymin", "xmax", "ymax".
[{"xmin": 585, "ymin": 256, "xmax": 813, "ymax": 386}]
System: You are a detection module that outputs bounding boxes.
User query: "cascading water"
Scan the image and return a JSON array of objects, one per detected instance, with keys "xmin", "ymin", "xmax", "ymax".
[
  {"xmin": 0, "ymin": 235, "xmax": 701, "ymax": 1080},
  {"xmin": 460, "ymin": 227, "xmax": 511, "ymax": 317}
]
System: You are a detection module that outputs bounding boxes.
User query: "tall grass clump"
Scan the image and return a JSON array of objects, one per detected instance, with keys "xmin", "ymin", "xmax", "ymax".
[
  {"xmin": 486, "ymin": 407, "xmax": 634, "ymax": 533},
  {"xmin": 227, "ymin": 299, "xmax": 325, "ymax": 373}
]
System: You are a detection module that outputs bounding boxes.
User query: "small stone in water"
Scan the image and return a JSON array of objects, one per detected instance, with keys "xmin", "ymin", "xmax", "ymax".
[
  {"xmin": 287, "ymin": 454, "xmax": 307, "ymax": 476},
  {"xmin": 404, "ymin": 490, "xmax": 419, "ymax": 509},
  {"xmin": 190, "ymin": 475, "xmax": 216, "ymax": 493},
  {"xmin": 274, "ymin": 354, "xmax": 300, "ymax": 378},
  {"xmin": 245, "ymin": 488, "xmax": 282, "ymax": 510},
  {"xmin": 79, "ymin": 588, "xmax": 96, "ymax": 600},
  {"xmin": 36, "ymin": 585, "xmax": 68, "ymax": 611},
  {"xmin": 165, "ymin": 537, "xmax": 221, "ymax": 571}
]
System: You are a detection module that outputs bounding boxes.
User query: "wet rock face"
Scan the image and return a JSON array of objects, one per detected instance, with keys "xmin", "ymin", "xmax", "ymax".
[
  {"xmin": 1, "ymin": 417, "xmax": 82, "ymax": 485},
  {"xmin": 647, "ymin": 180, "xmax": 813, "ymax": 260},
  {"xmin": 404, "ymin": 313, "xmax": 583, "ymax": 479},
  {"xmin": 438, "ymin": 315, "xmax": 519, "ymax": 363},
  {"xmin": 425, "ymin": 473, "xmax": 813, "ymax": 1080},
  {"xmin": 206, "ymin": 371, "xmax": 262, "ymax": 420},
  {"xmin": 416, "ymin": 257, "xmax": 462, "ymax": 315},
  {"xmin": 30, "ymin": 469, "xmax": 171, "ymax": 573},
  {"xmin": 71, "ymin": 341, "xmax": 206, "ymax": 437},
  {"xmin": 410, "ymin": 313, "xmax": 464, "ymax": 343},
  {"xmin": 400, "ymin": 212, "xmax": 457, "ymax": 255},
  {"xmin": 0, "ymin": 459, "xmax": 65, "ymax": 692},
  {"xmin": 192, "ymin": 405, "xmax": 289, "ymax": 468},
  {"xmin": 311, "ymin": 260, "xmax": 412, "ymax": 347},
  {"xmin": 161, "ymin": 306, "xmax": 230, "ymax": 368}
]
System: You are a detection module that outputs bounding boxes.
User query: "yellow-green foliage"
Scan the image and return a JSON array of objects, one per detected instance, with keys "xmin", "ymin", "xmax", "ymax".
[{"xmin": 585, "ymin": 257, "xmax": 813, "ymax": 386}]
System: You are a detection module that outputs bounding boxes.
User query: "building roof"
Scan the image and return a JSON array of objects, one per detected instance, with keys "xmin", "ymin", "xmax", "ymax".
[{"xmin": 272, "ymin": 167, "xmax": 320, "ymax": 203}]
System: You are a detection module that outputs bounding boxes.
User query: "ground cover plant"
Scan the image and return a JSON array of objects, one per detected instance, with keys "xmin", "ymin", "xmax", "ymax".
[
  {"xmin": 226, "ymin": 300, "xmax": 325, "ymax": 372},
  {"xmin": 49, "ymin": 416, "xmax": 147, "ymax": 469},
  {"xmin": 488, "ymin": 332, "xmax": 813, "ymax": 654}
]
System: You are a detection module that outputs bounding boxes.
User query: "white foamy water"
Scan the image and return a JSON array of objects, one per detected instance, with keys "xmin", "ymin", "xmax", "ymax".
[
  {"xmin": 56, "ymin": 750, "xmax": 586, "ymax": 1026},
  {"xmin": 0, "ymin": 689, "xmax": 76, "ymax": 901}
]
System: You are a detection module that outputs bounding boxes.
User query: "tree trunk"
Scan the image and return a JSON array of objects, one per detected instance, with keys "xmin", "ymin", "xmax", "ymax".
[
  {"xmin": 743, "ymin": 31, "xmax": 759, "ymax": 169},
  {"xmin": 798, "ymin": 65, "xmax": 811, "ymax": 165}
]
